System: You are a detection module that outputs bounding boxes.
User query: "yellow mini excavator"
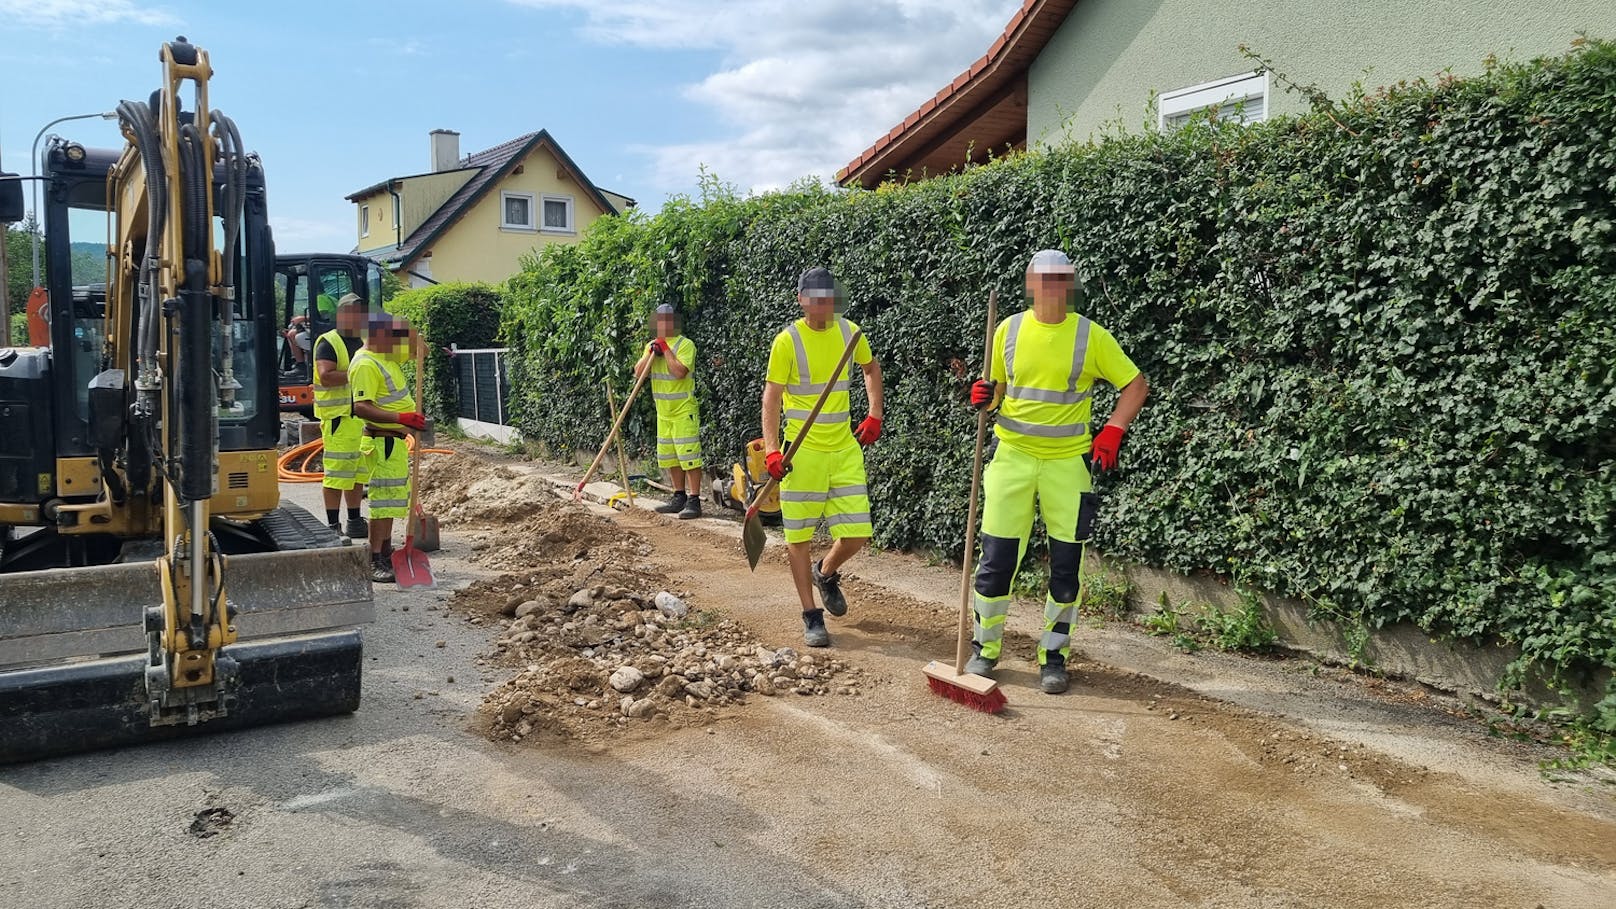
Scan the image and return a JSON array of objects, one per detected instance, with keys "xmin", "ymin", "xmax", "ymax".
[{"xmin": 0, "ymin": 38, "xmax": 373, "ymax": 762}]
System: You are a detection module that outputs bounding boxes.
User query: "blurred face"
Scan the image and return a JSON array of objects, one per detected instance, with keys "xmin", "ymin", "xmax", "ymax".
[
  {"xmin": 336, "ymin": 305, "xmax": 366, "ymax": 335},
  {"xmin": 798, "ymin": 292, "xmax": 836, "ymax": 326},
  {"xmin": 654, "ymin": 314, "xmax": 678, "ymax": 339},
  {"xmin": 1026, "ymin": 270, "xmax": 1076, "ymax": 307}
]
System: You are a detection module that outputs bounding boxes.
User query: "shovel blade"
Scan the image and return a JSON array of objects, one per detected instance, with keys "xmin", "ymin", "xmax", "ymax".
[
  {"xmin": 416, "ymin": 512, "xmax": 440, "ymax": 553},
  {"xmin": 392, "ymin": 543, "xmax": 435, "ymax": 589},
  {"xmin": 742, "ymin": 512, "xmax": 766, "ymax": 571}
]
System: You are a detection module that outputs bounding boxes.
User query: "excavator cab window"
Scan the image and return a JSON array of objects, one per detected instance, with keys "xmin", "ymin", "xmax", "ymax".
[{"xmin": 63, "ymin": 205, "xmax": 111, "ymax": 426}]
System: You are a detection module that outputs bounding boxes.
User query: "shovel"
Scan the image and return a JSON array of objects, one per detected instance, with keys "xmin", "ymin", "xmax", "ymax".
[
  {"xmin": 742, "ymin": 328, "xmax": 865, "ymax": 570},
  {"xmin": 393, "ymin": 339, "xmax": 435, "ymax": 588},
  {"xmin": 576, "ymin": 361, "xmax": 653, "ymax": 502}
]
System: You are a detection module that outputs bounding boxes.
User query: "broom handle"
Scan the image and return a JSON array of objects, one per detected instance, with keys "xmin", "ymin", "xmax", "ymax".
[
  {"xmin": 956, "ymin": 291, "xmax": 998, "ymax": 674},
  {"xmin": 579, "ymin": 361, "xmax": 654, "ymax": 491},
  {"xmin": 605, "ymin": 382, "xmax": 635, "ymax": 507},
  {"xmin": 746, "ymin": 327, "xmax": 865, "ymax": 514}
]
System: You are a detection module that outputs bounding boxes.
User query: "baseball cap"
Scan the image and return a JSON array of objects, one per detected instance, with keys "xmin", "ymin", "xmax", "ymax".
[
  {"xmin": 654, "ymin": 303, "xmax": 677, "ymax": 315},
  {"xmin": 1028, "ymin": 249, "xmax": 1076, "ymax": 274},
  {"xmin": 337, "ymin": 292, "xmax": 364, "ymax": 308},
  {"xmin": 797, "ymin": 266, "xmax": 837, "ymax": 298}
]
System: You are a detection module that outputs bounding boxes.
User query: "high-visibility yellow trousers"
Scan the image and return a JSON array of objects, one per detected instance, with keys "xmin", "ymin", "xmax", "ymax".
[
  {"xmin": 779, "ymin": 442, "xmax": 872, "ymax": 544},
  {"xmin": 656, "ymin": 410, "xmax": 703, "ymax": 470},
  {"xmin": 366, "ymin": 435, "xmax": 411, "ymax": 519},
  {"xmin": 320, "ymin": 416, "xmax": 372, "ymax": 490},
  {"xmin": 971, "ymin": 443, "xmax": 1098, "ymax": 665}
]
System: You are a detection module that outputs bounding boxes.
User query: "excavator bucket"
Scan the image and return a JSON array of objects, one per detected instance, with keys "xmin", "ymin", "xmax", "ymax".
[{"xmin": 0, "ymin": 545, "xmax": 373, "ymax": 764}]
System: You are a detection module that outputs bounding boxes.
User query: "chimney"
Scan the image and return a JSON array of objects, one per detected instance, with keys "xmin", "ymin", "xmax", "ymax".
[{"xmin": 429, "ymin": 129, "xmax": 461, "ymax": 173}]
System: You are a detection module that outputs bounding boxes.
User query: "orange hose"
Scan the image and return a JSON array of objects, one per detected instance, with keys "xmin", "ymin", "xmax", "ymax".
[{"xmin": 277, "ymin": 435, "xmax": 453, "ymax": 482}]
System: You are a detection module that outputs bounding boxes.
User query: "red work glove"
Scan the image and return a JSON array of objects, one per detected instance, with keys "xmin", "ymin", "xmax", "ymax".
[
  {"xmin": 650, "ymin": 338, "xmax": 670, "ymax": 356},
  {"xmin": 765, "ymin": 450, "xmax": 789, "ymax": 480},
  {"xmin": 969, "ymin": 379, "xmax": 997, "ymax": 411},
  {"xmin": 397, "ymin": 411, "xmax": 428, "ymax": 431},
  {"xmin": 854, "ymin": 415, "xmax": 882, "ymax": 446},
  {"xmin": 1091, "ymin": 424, "xmax": 1125, "ymax": 471}
]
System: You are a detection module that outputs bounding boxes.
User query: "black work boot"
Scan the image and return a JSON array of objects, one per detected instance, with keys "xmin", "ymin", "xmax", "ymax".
[
  {"xmin": 370, "ymin": 553, "xmax": 395, "ymax": 584},
  {"xmin": 964, "ymin": 642, "xmax": 998, "ymax": 677},
  {"xmin": 345, "ymin": 515, "xmax": 369, "ymax": 540},
  {"xmin": 1040, "ymin": 652, "xmax": 1070, "ymax": 694},
  {"xmin": 677, "ymin": 495, "xmax": 702, "ymax": 520},
  {"xmin": 802, "ymin": 608, "xmax": 830, "ymax": 647},
  {"xmin": 812, "ymin": 559, "xmax": 847, "ymax": 617},
  {"xmin": 654, "ymin": 491, "xmax": 688, "ymax": 514}
]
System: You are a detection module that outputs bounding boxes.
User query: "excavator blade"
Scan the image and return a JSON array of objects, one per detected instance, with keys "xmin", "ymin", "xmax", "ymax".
[{"xmin": 0, "ymin": 545, "xmax": 373, "ymax": 764}]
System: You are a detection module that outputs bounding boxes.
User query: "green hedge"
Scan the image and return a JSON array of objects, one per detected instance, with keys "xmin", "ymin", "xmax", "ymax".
[
  {"xmin": 386, "ymin": 282, "xmax": 503, "ymax": 421},
  {"xmin": 502, "ymin": 44, "xmax": 1616, "ymax": 727}
]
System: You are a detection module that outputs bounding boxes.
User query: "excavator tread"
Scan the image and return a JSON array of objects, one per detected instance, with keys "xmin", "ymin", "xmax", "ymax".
[{"xmin": 251, "ymin": 503, "xmax": 346, "ymax": 552}]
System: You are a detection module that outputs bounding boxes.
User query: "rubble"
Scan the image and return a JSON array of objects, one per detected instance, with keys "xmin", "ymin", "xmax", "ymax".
[{"xmin": 440, "ymin": 460, "xmax": 861, "ymax": 745}]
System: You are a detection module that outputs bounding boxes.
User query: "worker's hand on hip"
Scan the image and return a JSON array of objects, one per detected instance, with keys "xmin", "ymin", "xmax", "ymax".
[
  {"xmin": 397, "ymin": 411, "xmax": 428, "ymax": 431},
  {"xmin": 969, "ymin": 379, "xmax": 997, "ymax": 411},
  {"xmin": 1091, "ymin": 424, "xmax": 1125, "ymax": 471},
  {"xmin": 854, "ymin": 415, "xmax": 882, "ymax": 446},
  {"xmin": 650, "ymin": 338, "xmax": 670, "ymax": 356},
  {"xmin": 764, "ymin": 450, "xmax": 789, "ymax": 481}
]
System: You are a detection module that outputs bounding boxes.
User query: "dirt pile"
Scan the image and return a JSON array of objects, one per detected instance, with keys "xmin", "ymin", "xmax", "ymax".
[
  {"xmin": 480, "ymin": 578, "xmax": 859, "ymax": 743},
  {"xmin": 435, "ymin": 450, "xmax": 861, "ymax": 743}
]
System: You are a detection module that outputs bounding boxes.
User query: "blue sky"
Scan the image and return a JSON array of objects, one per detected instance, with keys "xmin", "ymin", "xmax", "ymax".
[{"xmin": 1, "ymin": 0, "xmax": 1018, "ymax": 251}]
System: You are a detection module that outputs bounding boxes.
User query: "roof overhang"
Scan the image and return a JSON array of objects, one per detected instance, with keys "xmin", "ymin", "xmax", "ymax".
[{"xmin": 837, "ymin": 0, "xmax": 1078, "ymax": 188}]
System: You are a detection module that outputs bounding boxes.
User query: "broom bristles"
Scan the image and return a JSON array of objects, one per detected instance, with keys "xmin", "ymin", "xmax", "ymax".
[{"xmin": 926, "ymin": 675, "xmax": 1008, "ymax": 714}]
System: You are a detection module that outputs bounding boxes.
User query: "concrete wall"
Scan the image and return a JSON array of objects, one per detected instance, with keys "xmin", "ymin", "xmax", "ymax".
[
  {"xmin": 1028, "ymin": 0, "xmax": 1615, "ymax": 146},
  {"xmin": 1097, "ymin": 554, "xmax": 1611, "ymax": 711},
  {"xmin": 420, "ymin": 142, "xmax": 612, "ymax": 284}
]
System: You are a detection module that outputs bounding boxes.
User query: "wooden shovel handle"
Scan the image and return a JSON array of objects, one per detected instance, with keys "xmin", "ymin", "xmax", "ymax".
[{"xmin": 579, "ymin": 362, "xmax": 654, "ymax": 492}]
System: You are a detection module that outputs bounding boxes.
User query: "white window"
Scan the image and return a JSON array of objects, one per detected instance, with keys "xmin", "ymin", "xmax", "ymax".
[
  {"xmin": 1160, "ymin": 71, "xmax": 1268, "ymax": 129},
  {"xmin": 541, "ymin": 194, "xmax": 574, "ymax": 233},
  {"xmin": 360, "ymin": 204, "xmax": 370, "ymax": 238},
  {"xmin": 501, "ymin": 191, "xmax": 536, "ymax": 231}
]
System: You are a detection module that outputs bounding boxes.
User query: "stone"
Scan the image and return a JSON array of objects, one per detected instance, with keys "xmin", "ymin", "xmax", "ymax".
[
  {"xmin": 609, "ymin": 666, "xmax": 645, "ymax": 693},
  {"xmin": 620, "ymin": 695, "xmax": 635, "ymax": 716},
  {"xmin": 514, "ymin": 600, "xmax": 543, "ymax": 619},
  {"xmin": 654, "ymin": 592, "xmax": 688, "ymax": 619},
  {"xmin": 798, "ymin": 666, "xmax": 819, "ymax": 679},
  {"xmin": 774, "ymin": 647, "xmax": 799, "ymax": 663},
  {"xmin": 684, "ymin": 680, "xmax": 715, "ymax": 700},
  {"xmin": 568, "ymin": 589, "xmax": 595, "ymax": 610},
  {"xmin": 627, "ymin": 698, "xmax": 656, "ymax": 719}
]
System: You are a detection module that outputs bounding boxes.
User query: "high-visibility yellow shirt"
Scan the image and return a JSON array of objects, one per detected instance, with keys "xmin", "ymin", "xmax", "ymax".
[
  {"xmin": 989, "ymin": 311, "xmax": 1139, "ymax": 459},
  {"xmin": 312, "ymin": 328, "xmax": 356, "ymax": 420},
  {"xmin": 766, "ymin": 317, "xmax": 872, "ymax": 452},
  {"xmin": 649, "ymin": 335, "xmax": 698, "ymax": 418},
  {"xmin": 350, "ymin": 349, "xmax": 415, "ymax": 432}
]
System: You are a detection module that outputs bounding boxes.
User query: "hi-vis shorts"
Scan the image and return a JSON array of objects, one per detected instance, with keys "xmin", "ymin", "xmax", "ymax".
[{"xmin": 779, "ymin": 442, "xmax": 871, "ymax": 544}]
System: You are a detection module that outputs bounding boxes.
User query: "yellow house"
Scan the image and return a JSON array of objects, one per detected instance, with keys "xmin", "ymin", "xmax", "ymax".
[{"xmin": 345, "ymin": 129, "xmax": 632, "ymax": 286}]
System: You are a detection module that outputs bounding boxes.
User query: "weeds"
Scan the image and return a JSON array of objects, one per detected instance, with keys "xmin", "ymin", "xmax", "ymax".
[
  {"xmin": 1078, "ymin": 570, "xmax": 1131, "ymax": 619},
  {"xmin": 1199, "ymin": 593, "xmax": 1278, "ymax": 654}
]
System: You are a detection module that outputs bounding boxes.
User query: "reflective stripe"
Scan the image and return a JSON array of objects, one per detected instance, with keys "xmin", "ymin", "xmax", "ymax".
[
  {"xmin": 782, "ymin": 516, "xmax": 818, "ymax": 530},
  {"xmin": 370, "ymin": 477, "xmax": 408, "ymax": 488},
  {"xmin": 370, "ymin": 498, "xmax": 409, "ymax": 509},
  {"xmin": 785, "ymin": 320, "xmax": 854, "ymax": 395},
  {"xmin": 1004, "ymin": 313, "xmax": 1091, "ymax": 394},
  {"xmin": 822, "ymin": 512, "xmax": 870, "ymax": 528},
  {"xmin": 1006, "ymin": 384, "xmax": 1091, "ymax": 406},
  {"xmin": 324, "ymin": 469, "xmax": 357, "ymax": 479},
  {"xmin": 973, "ymin": 594, "xmax": 1010, "ymax": 646},
  {"xmin": 780, "ymin": 490, "xmax": 827, "ymax": 503},
  {"xmin": 996, "ymin": 416, "xmax": 1088, "ymax": 438},
  {"xmin": 1047, "ymin": 604, "xmax": 1078, "ymax": 625},
  {"xmin": 322, "ymin": 450, "xmax": 360, "ymax": 461},
  {"xmin": 653, "ymin": 391, "xmax": 690, "ymax": 401},
  {"xmin": 1041, "ymin": 631, "xmax": 1072, "ymax": 652},
  {"xmin": 652, "ymin": 369, "xmax": 675, "ymax": 379},
  {"xmin": 827, "ymin": 484, "xmax": 867, "ymax": 498},
  {"xmin": 313, "ymin": 330, "xmax": 354, "ymax": 419},
  {"xmin": 784, "ymin": 408, "xmax": 848, "ymax": 423}
]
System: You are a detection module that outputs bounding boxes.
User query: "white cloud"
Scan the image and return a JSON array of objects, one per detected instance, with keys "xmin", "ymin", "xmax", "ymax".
[
  {"xmin": 0, "ymin": 0, "xmax": 176, "ymax": 27},
  {"xmin": 507, "ymin": 0, "xmax": 1020, "ymax": 193},
  {"xmin": 272, "ymin": 217, "xmax": 351, "ymax": 251}
]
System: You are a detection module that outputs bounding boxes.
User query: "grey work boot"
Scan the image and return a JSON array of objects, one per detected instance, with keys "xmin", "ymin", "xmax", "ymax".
[
  {"xmin": 964, "ymin": 643, "xmax": 997, "ymax": 677},
  {"xmin": 345, "ymin": 515, "xmax": 369, "ymax": 540},
  {"xmin": 654, "ymin": 491, "xmax": 688, "ymax": 514},
  {"xmin": 677, "ymin": 496, "xmax": 703, "ymax": 520},
  {"xmin": 802, "ymin": 608, "xmax": 830, "ymax": 648},
  {"xmin": 812, "ymin": 559, "xmax": 847, "ymax": 617},
  {"xmin": 1040, "ymin": 653, "xmax": 1070, "ymax": 694},
  {"xmin": 370, "ymin": 553, "xmax": 395, "ymax": 584}
]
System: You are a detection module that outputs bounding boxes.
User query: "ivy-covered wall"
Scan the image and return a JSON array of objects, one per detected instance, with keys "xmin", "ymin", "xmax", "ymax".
[{"xmin": 501, "ymin": 44, "xmax": 1616, "ymax": 728}]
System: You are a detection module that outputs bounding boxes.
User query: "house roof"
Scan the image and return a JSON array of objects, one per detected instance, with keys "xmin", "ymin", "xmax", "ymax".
[
  {"xmin": 836, "ymin": 0, "xmax": 1079, "ymax": 188},
  {"xmin": 354, "ymin": 130, "xmax": 623, "ymax": 269}
]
